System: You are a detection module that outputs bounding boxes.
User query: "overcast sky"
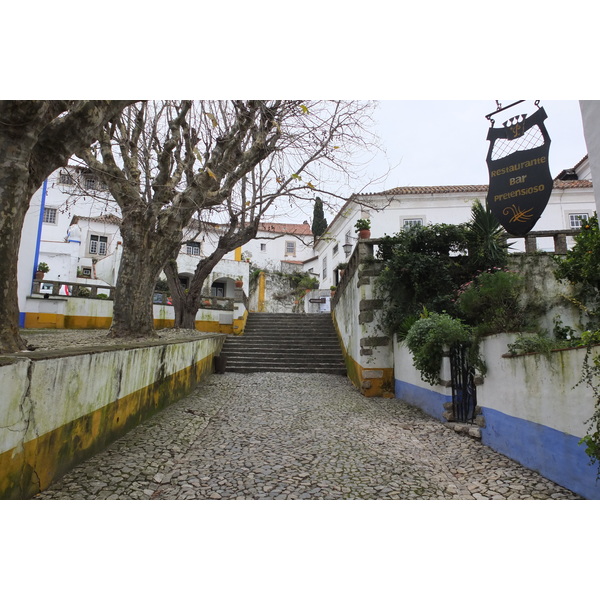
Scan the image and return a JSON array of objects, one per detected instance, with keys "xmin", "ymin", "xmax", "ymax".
[
  {"xmin": 362, "ymin": 99, "xmax": 587, "ymax": 191},
  {"xmin": 268, "ymin": 99, "xmax": 589, "ymax": 223}
]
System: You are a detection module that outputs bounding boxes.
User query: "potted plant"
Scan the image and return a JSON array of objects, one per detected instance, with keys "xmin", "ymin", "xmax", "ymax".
[
  {"xmin": 235, "ymin": 276, "xmax": 244, "ymax": 288},
  {"xmin": 336, "ymin": 261, "xmax": 348, "ymax": 277},
  {"xmin": 330, "ymin": 285, "xmax": 337, "ymax": 296},
  {"xmin": 35, "ymin": 262, "xmax": 50, "ymax": 280},
  {"xmin": 354, "ymin": 218, "xmax": 371, "ymax": 239}
]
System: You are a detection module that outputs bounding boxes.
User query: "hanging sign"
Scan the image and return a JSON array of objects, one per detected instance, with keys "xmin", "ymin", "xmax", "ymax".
[{"xmin": 485, "ymin": 103, "xmax": 553, "ymax": 236}]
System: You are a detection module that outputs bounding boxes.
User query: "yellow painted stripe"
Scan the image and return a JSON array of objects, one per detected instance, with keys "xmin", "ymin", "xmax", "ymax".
[
  {"xmin": 0, "ymin": 353, "xmax": 215, "ymax": 500},
  {"xmin": 332, "ymin": 312, "xmax": 394, "ymax": 398},
  {"xmin": 24, "ymin": 313, "xmax": 233, "ymax": 334}
]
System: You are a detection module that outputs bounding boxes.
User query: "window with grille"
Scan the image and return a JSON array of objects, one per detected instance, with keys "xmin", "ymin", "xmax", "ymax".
[
  {"xmin": 322, "ymin": 256, "xmax": 327, "ymax": 280},
  {"xmin": 403, "ymin": 218, "xmax": 423, "ymax": 230},
  {"xmin": 84, "ymin": 176, "xmax": 97, "ymax": 190},
  {"xmin": 260, "ymin": 243, "xmax": 267, "ymax": 252},
  {"xmin": 58, "ymin": 172, "xmax": 75, "ymax": 185},
  {"xmin": 285, "ymin": 241, "xmax": 296, "ymax": 256},
  {"xmin": 89, "ymin": 234, "xmax": 108, "ymax": 255},
  {"xmin": 569, "ymin": 213, "xmax": 589, "ymax": 229},
  {"xmin": 186, "ymin": 241, "xmax": 201, "ymax": 255},
  {"xmin": 43, "ymin": 207, "xmax": 57, "ymax": 224}
]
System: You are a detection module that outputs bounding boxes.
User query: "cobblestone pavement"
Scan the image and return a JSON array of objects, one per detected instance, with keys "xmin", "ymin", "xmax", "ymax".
[{"xmin": 35, "ymin": 373, "xmax": 581, "ymax": 500}]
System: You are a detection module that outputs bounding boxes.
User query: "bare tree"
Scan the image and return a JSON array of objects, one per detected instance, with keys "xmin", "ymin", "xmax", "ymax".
[
  {"xmin": 0, "ymin": 100, "xmax": 134, "ymax": 353},
  {"xmin": 163, "ymin": 100, "xmax": 379, "ymax": 327},
  {"xmin": 77, "ymin": 101, "xmax": 294, "ymax": 337},
  {"xmin": 77, "ymin": 100, "xmax": 378, "ymax": 334}
]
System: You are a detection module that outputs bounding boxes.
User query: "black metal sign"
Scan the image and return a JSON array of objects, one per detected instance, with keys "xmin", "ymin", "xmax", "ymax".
[
  {"xmin": 309, "ymin": 298, "xmax": 326, "ymax": 304},
  {"xmin": 485, "ymin": 104, "xmax": 553, "ymax": 236}
]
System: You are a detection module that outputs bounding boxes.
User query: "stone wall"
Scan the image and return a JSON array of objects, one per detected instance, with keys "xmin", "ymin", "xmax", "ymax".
[
  {"xmin": 393, "ymin": 333, "xmax": 600, "ymax": 499},
  {"xmin": 331, "ymin": 241, "xmax": 394, "ymax": 396},
  {"xmin": 22, "ymin": 295, "xmax": 247, "ymax": 335},
  {"xmin": 0, "ymin": 335, "xmax": 224, "ymax": 499}
]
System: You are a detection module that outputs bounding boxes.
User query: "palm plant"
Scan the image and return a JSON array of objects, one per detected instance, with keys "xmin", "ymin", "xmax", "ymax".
[{"xmin": 466, "ymin": 199, "xmax": 511, "ymax": 271}]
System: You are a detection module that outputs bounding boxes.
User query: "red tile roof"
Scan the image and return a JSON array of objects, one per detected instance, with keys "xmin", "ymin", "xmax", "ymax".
[
  {"xmin": 359, "ymin": 180, "xmax": 592, "ymax": 197},
  {"xmin": 258, "ymin": 222, "xmax": 312, "ymax": 235}
]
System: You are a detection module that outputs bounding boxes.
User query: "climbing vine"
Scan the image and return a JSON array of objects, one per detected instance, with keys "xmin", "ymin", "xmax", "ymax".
[{"xmin": 553, "ymin": 214, "xmax": 600, "ymax": 470}]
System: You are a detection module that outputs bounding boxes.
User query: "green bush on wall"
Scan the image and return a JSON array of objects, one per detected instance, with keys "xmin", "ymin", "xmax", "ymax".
[{"xmin": 404, "ymin": 312, "xmax": 476, "ymax": 386}]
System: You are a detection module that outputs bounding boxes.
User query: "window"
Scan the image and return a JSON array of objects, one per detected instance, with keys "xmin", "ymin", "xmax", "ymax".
[
  {"xmin": 58, "ymin": 171, "xmax": 75, "ymax": 185},
  {"xmin": 89, "ymin": 234, "xmax": 108, "ymax": 255},
  {"xmin": 81, "ymin": 267, "xmax": 92, "ymax": 278},
  {"xmin": 43, "ymin": 207, "xmax": 57, "ymax": 224},
  {"xmin": 403, "ymin": 218, "xmax": 424, "ymax": 230},
  {"xmin": 186, "ymin": 241, "xmax": 201, "ymax": 256},
  {"xmin": 569, "ymin": 213, "xmax": 589, "ymax": 229},
  {"xmin": 84, "ymin": 176, "xmax": 98, "ymax": 190},
  {"xmin": 260, "ymin": 243, "xmax": 267, "ymax": 252},
  {"xmin": 322, "ymin": 256, "xmax": 327, "ymax": 280},
  {"xmin": 84, "ymin": 176, "xmax": 108, "ymax": 191},
  {"xmin": 333, "ymin": 243, "xmax": 338, "ymax": 256},
  {"xmin": 285, "ymin": 241, "xmax": 296, "ymax": 256}
]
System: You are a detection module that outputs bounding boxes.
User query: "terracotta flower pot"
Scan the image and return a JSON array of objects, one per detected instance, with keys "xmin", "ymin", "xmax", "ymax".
[
  {"xmin": 235, "ymin": 280, "xmax": 243, "ymax": 288},
  {"xmin": 358, "ymin": 229, "xmax": 371, "ymax": 239}
]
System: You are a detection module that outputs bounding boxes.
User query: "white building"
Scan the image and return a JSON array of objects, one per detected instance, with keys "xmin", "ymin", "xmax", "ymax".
[
  {"xmin": 17, "ymin": 153, "xmax": 597, "ymax": 323},
  {"xmin": 315, "ymin": 156, "xmax": 596, "ymax": 290},
  {"xmin": 17, "ymin": 166, "xmax": 321, "ymax": 323}
]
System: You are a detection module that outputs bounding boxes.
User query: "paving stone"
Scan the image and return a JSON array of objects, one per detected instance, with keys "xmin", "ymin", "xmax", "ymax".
[{"xmin": 34, "ymin": 372, "xmax": 581, "ymax": 501}]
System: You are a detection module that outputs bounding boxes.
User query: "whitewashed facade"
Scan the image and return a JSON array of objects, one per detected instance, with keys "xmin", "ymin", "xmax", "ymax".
[{"xmin": 315, "ymin": 156, "xmax": 596, "ymax": 290}]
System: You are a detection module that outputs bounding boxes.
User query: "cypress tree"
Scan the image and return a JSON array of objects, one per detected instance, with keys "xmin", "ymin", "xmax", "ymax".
[{"xmin": 311, "ymin": 197, "xmax": 328, "ymax": 239}]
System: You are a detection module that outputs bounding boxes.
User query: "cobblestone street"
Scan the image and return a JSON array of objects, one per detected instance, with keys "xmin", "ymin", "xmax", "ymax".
[{"xmin": 35, "ymin": 373, "xmax": 580, "ymax": 500}]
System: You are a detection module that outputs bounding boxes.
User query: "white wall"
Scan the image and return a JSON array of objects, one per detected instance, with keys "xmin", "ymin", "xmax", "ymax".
[{"xmin": 580, "ymin": 101, "xmax": 600, "ymax": 214}]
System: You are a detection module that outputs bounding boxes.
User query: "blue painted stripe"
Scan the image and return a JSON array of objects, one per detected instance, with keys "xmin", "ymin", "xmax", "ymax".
[
  {"xmin": 31, "ymin": 179, "xmax": 48, "ymax": 290},
  {"xmin": 395, "ymin": 379, "xmax": 451, "ymax": 422},
  {"xmin": 481, "ymin": 406, "xmax": 600, "ymax": 500},
  {"xmin": 19, "ymin": 312, "xmax": 25, "ymax": 328}
]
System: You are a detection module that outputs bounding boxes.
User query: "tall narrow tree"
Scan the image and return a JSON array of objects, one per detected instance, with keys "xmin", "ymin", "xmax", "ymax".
[{"xmin": 311, "ymin": 196, "xmax": 328, "ymax": 240}]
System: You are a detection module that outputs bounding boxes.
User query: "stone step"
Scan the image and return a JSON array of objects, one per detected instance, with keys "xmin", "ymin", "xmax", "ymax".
[
  {"xmin": 220, "ymin": 311, "xmax": 345, "ymax": 375},
  {"xmin": 225, "ymin": 356, "xmax": 345, "ymax": 366},
  {"xmin": 223, "ymin": 365, "xmax": 347, "ymax": 375}
]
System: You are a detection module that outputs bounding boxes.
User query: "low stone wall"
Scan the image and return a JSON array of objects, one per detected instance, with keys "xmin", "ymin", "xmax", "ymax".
[
  {"xmin": 0, "ymin": 334, "xmax": 224, "ymax": 499},
  {"xmin": 331, "ymin": 241, "xmax": 394, "ymax": 397},
  {"xmin": 23, "ymin": 296, "xmax": 245, "ymax": 335},
  {"xmin": 393, "ymin": 333, "xmax": 600, "ymax": 499}
]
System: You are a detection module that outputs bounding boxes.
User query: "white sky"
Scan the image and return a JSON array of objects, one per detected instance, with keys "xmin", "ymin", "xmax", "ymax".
[
  {"xmin": 364, "ymin": 99, "xmax": 587, "ymax": 190},
  {"xmin": 267, "ymin": 99, "xmax": 589, "ymax": 223}
]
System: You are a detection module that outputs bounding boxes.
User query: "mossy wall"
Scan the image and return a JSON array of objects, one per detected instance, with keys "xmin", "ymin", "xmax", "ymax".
[{"xmin": 0, "ymin": 335, "xmax": 224, "ymax": 499}]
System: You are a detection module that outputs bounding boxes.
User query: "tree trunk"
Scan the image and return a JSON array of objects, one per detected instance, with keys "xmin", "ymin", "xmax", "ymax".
[
  {"xmin": 175, "ymin": 295, "xmax": 200, "ymax": 329},
  {"xmin": 0, "ymin": 100, "xmax": 134, "ymax": 353},
  {"xmin": 170, "ymin": 250, "xmax": 230, "ymax": 329},
  {"xmin": 0, "ymin": 182, "xmax": 33, "ymax": 352},
  {"xmin": 109, "ymin": 220, "xmax": 170, "ymax": 338}
]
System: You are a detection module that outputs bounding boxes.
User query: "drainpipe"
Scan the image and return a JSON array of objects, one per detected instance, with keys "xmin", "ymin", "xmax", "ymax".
[{"xmin": 31, "ymin": 179, "xmax": 48, "ymax": 292}]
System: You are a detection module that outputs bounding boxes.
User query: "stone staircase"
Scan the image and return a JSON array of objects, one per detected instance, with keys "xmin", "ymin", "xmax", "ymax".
[{"xmin": 219, "ymin": 312, "xmax": 347, "ymax": 375}]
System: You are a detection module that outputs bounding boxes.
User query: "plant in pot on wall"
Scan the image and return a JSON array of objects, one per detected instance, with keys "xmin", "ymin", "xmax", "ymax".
[
  {"xmin": 35, "ymin": 262, "xmax": 50, "ymax": 280},
  {"xmin": 355, "ymin": 218, "xmax": 371, "ymax": 239},
  {"xmin": 235, "ymin": 276, "xmax": 244, "ymax": 288},
  {"xmin": 336, "ymin": 262, "xmax": 348, "ymax": 276}
]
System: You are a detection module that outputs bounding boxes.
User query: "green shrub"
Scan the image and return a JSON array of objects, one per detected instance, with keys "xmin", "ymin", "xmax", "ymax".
[
  {"xmin": 404, "ymin": 313, "xmax": 474, "ymax": 385},
  {"xmin": 456, "ymin": 269, "xmax": 528, "ymax": 335},
  {"xmin": 506, "ymin": 334, "xmax": 559, "ymax": 357}
]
